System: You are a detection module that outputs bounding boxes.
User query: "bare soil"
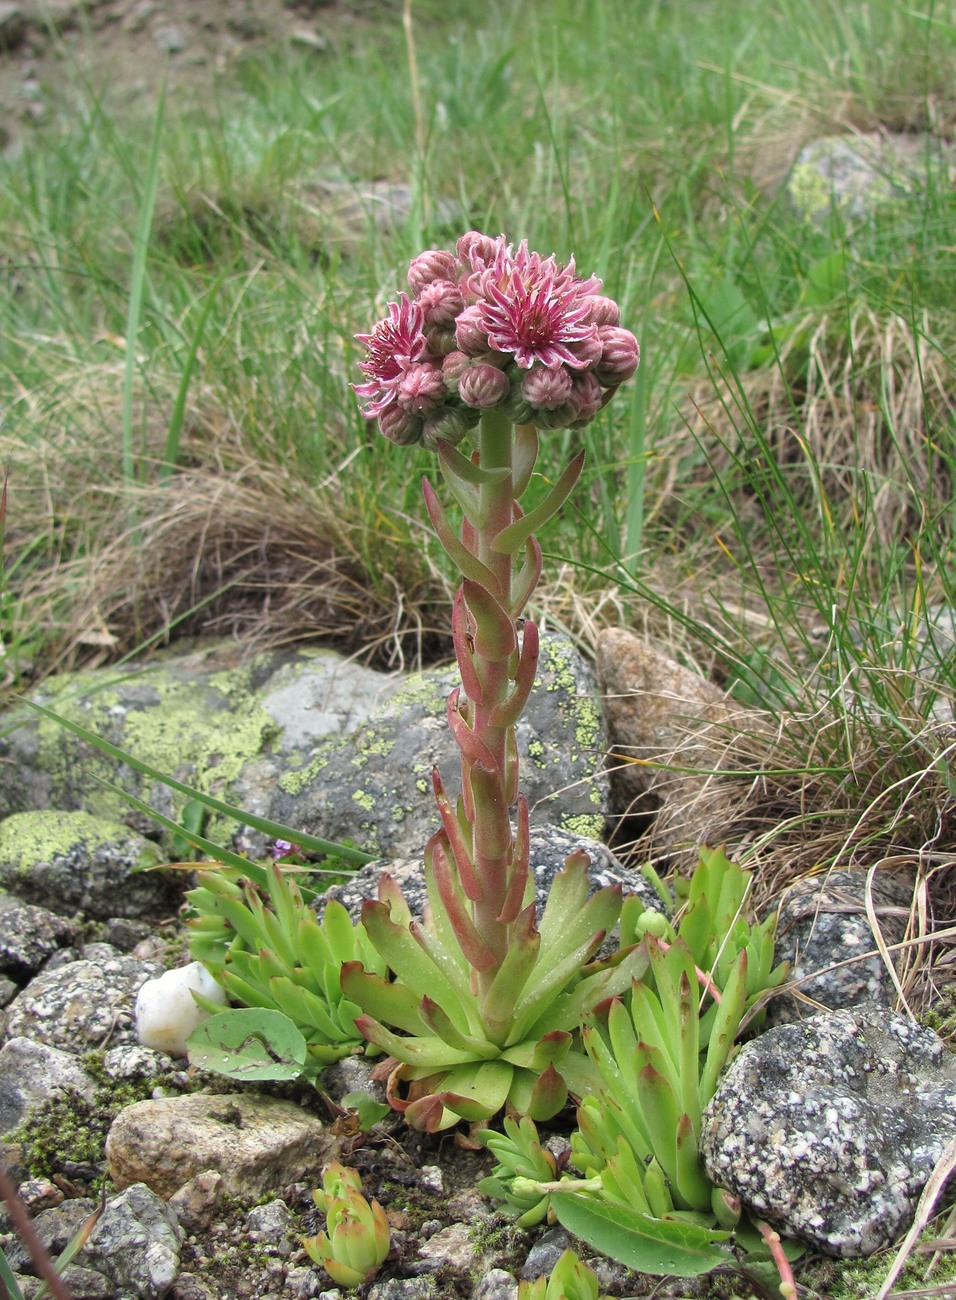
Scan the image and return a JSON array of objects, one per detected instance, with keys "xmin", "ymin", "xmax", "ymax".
[{"xmin": 0, "ymin": 0, "xmax": 391, "ymax": 147}]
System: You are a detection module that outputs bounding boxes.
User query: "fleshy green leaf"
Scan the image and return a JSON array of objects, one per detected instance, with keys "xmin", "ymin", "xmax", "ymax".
[{"xmin": 550, "ymin": 1193, "xmax": 731, "ymax": 1278}]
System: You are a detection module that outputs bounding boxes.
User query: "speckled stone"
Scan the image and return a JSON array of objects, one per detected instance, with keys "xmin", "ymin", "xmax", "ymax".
[
  {"xmin": 700, "ymin": 1008, "xmax": 956, "ymax": 1256},
  {"xmin": 3, "ymin": 943, "xmax": 163, "ymax": 1053},
  {"xmin": 769, "ymin": 868, "xmax": 915, "ymax": 1023}
]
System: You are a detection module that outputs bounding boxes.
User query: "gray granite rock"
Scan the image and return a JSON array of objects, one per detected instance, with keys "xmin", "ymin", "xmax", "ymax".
[
  {"xmin": 473, "ymin": 1271, "xmax": 518, "ymax": 1300},
  {"xmin": 770, "ymin": 868, "xmax": 915, "ymax": 1024},
  {"xmin": 3, "ymin": 943, "xmax": 163, "ymax": 1053},
  {"xmin": 81, "ymin": 1182, "xmax": 184, "ymax": 1299},
  {"xmin": 700, "ymin": 1008, "xmax": 956, "ymax": 1256},
  {"xmin": 272, "ymin": 634, "xmax": 609, "ymax": 863},
  {"xmin": 0, "ymin": 1036, "xmax": 97, "ymax": 1134},
  {"xmin": 0, "ymin": 892, "xmax": 75, "ymax": 975}
]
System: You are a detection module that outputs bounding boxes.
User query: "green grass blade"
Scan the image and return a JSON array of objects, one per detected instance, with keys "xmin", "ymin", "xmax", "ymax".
[
  {"xmin": 122, "ymin": 81, "xmax": 166, "ymax": 486},
  {"xmin": 20, "ymin": 698, "xmax": 374, "ymax": 865}
]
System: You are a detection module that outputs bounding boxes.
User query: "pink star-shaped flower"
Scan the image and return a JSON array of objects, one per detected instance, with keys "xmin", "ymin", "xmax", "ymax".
[{"xmin": 353, "ymin": 294, "xmax": 428, "ymax": 417}]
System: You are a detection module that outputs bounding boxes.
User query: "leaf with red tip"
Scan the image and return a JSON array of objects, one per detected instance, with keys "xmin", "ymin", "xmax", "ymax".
[
  {"xmin": 497, "ymin": 795, "xmax": 530, "ymax": 924},
  {"xmin": 452, "ymin": 587, "xmax": 482, "ymax": 704},
  {"xmin": 446, "ymin": 689, "xmax": 498, "ymax": 773},
  {"xmin": 511, "ymin": 532, "xmax": 543, "ymax": 618},
  {"xmin": 490, "ymin": 451, "xmax": 585, "ymax": 554},
  {"xmin": 490, "ymin": 621, "xmax": 539, "ymax": 728},
  {"xmin": 431, "ymin": 770, "xmax": 481, "ymax": 901},
  {"xmin": 422, "ymin": 478, "xmax": 501, "ymax": 594},
  {"xmin": 429, "ymin": 837, "xmax": 497, "ymax": 971},
  {"xmin": 462, "ymin": 580, "xmax": 517, "ymax": 662},
  {"xmin": 525, "ymin": 1063, "xmax": 568, "ymax": 1121}
]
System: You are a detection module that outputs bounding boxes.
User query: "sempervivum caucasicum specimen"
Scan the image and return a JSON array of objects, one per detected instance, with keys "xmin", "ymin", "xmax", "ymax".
[{"xmin": 344, "ymin": 233, "xmax": 644, "ymax": 1132}]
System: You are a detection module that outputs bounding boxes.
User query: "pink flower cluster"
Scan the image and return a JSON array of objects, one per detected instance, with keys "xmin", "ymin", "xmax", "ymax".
[{"xmin": 354, "ymin": 232, "xmax": 640, "ymax": 448}]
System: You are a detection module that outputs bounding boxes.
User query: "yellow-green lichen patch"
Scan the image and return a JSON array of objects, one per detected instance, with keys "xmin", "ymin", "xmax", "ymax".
[
  {"xmin": 558, "ymin": 813, "xmax": 605, "ymax": 840},
  {"xmin": 278, "ymin": 750, "xmax": 330, "ymax": 797},
  {"xmin": 0, "ymin": 810, "xmax": 161, "ymax": 878},
  {"xmin": 352, "ymin": 790, "xmax": 376, "ymax": 813},
  {"xmin": 32, "ymin": 661, "xmax": 275, "ymax": 828}
]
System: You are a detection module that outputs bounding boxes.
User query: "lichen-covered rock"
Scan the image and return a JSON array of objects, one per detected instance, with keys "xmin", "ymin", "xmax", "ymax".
[
  {"xmin": 80, "ymin": 1182, "xmax": 184, "ymax": 1299},
  {"xmin": 0, "ymin": 1036, "xmax": 97, "ymax": 1134},
  {"xmin": 769, "ymin": 868, "xmax": 915, "ymax": 1024},
  {"xmin": 0, "ymin": 1195, "xmax": 100, "ymax": 1274},
  {"xmin": 700, "ymin": 1008, "xmax": 956, "ymax": 1256},
  {"xmin": 0, "ymin": 811, "xmax": 172, "ymax": 919},
  {"xmin": 272, "ymin": 634, "xmax": 609, "ymax": 862},
  {"xmin": 0, "ymin": 891, "xmax": 75, "ymax": 975},
  {"xmin": 3, "ymin": 943, "xmax": 163, "ymax": 1053},
  {"xmin": 0, "ymin": 644, "xmax": 279, "ymax": 828},
  {"xmin": 105, "ymin": 1093, "xmax": 337, "ymax": 1200},
  {"xmin": 787, "ymin": 132, "xmax": 956, "ymax": 226}
]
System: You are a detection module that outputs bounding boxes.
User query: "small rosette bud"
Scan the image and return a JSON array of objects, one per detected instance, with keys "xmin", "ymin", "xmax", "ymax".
[
  {"xmin": 520, "ymin": 366, "xmax": 573, "ymax": 411},
  {"xmin": 567, "ymin": 371, "xmax": 604, "ymax": 424},
  {"xmin": 422, "ymin": 404, "xmax": 479, "ymax": 450},
  {"xmin": 418, "ymin": 278, "xmax": 464, "ymax": 327},
  {"xmin": 593, "ymin": 326, "xmax": 640, "ymax": 387},
  {"xmin": 455, "ymin": 303, "xmax": 491, "ymax": 356},
  {"xmin": 407, "ymin": 248, "xmax": 459, "ymax": 294},
  {"xmin": 585, "ymin": 294, "xmax": 622, "ymax": 327},
  {"xmin": 378, "ymin": 405, "xmax": 423, "ymax": 446},
  {"xmin": 458, "ymin": 363, "xmax": 510, "ymax": 409},
  {"xmin": 397, "ymin": 362, "xmax": 447, "ymax": 416},
  {"xmin": 457, "ymin": 230, "xmax": 500, "ymax": 272}
]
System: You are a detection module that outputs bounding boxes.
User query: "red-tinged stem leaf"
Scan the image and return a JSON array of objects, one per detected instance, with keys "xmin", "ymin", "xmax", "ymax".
[
  {"xmin": 422, "ymin": 478, "xmax": 502, "ymax": 595},
  {"xmin": 462, "ymin": 579, "xmax": 517, "ymax": 661},
  {"xmin": 513, "ymin": 422, "xmax": 539, "ymax": 497},
  {"xmin": 418, "ymin": 997, "xmax": 500, "ymax": 1057},
  {"xmin": 490, "ymin": 620, "xmax": 539, "ymax": 729},
  {"xmin": 496, "ymin": 794, "xmax": 530, "ymax": 924},
  {"xmin": 481, "ymin": 904, "xmax": 540, "ymax": 1030},
  {"xmin": 437, "ymin": 438, "xmax": 512, "ymax": 486},
  {"xmin": 452, "ymin": 587, "xmax": 483, "ymax": 704},
  {"xmin": 446, "ymin": 688, "xmax": 499, "ymax": 773},
  {"xmin": 430, "ymin": 837, "xmax": 498, "ymax": 971},
  {"xmin": 490, "ymin": 451, "xmax": 585, "ymax": 554},
  {"xmin": 431, "ymin": 770, "xmax": 481, "ymax": 901},
  {"xmin": 511, "ymin": 531, "xmax": 543, "ymax": 618}
]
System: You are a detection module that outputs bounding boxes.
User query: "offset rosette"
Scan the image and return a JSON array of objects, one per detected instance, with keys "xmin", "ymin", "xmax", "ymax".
[{"xmin": 354, "ymin": 233, "xmax": 639, "ymax": 445}]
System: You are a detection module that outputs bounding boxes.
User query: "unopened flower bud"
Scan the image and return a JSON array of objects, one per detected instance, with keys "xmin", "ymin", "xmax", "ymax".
[
  {"xmin": 459, "ymin": 363, "xmax": 510, "ymax": 409},
  {"xmin": 424, "ymin": 324, "xmax": 457, "ymax": 357},
  {"xmin": 457, "ymin": 230, "xmax": 499, "ymax": 271},
  {"xmin": 397, "ymin": 362, "xmax": 447, "ymax": 415},
  {"xmin": 585, "ymin": 294, "xmax": 621, "ymax": 326},
  {"xmin": 378, "ymin": 405, "xmax": 423, "ymax": 446},
  {"xmin": 594, "ymin": 327, "xmax": 640, "ymax": 386},
  {"xmin": 567, "ymin": 371, "xmax": 603, "ymax": 423},
  {"xmin": 521, "ymin": 366, "xmax": 573, "ymax": 411},
  {"xmin": 442, "ymin": 350, "xmax": 471, "ymax": 390},
  {"xmin": 564, "ymin": 330, "xmax": 604, "ymax": 369},
  {"xmin": 421, "ymin": 405, "xmax": 478, "ymax": 450},
  {"xmin": 455, "ymin": 304, "xmax": 490, "ymax": 356},
  {"xmin": 499, "ymin": 385, "xmax": 535, "ymax": 424},
  {"xmin": 418, "ymin": 278, "xmax": 464, "ymax": 327},
  {"xmin": 534, "ymin": 403, "xmax": 576, "ymax": 430},
  {"xmin": 408, "ymin": 248, "xmax": 459, "ymax": 294}
]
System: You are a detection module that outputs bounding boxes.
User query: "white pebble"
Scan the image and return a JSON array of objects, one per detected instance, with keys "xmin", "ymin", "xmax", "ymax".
[{"xmin": 135, "ymin": 962, "xmax": 228, "ymax": 1057}]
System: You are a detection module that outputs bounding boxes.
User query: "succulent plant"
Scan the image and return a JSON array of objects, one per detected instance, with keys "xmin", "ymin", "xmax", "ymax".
[
  {"xmin": 517, "ymin": 1247, "xmax": 612, "ymax": 1300},
  {"xmin": 302, "ymin": 1161, "xmax": 390, "ymax": 1289},
  {"xmin": 186, "ymin": 863, "xmax": 386, "ymax": 1065},
  {"xmin": 345, "ymin": 233, "xmax": 645, "ymax": 1130}
]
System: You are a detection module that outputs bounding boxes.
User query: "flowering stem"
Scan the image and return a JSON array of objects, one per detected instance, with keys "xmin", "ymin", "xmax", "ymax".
[{"xmin": 470, "ymin": 407, "xmax": 522, "ymax": 970}]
